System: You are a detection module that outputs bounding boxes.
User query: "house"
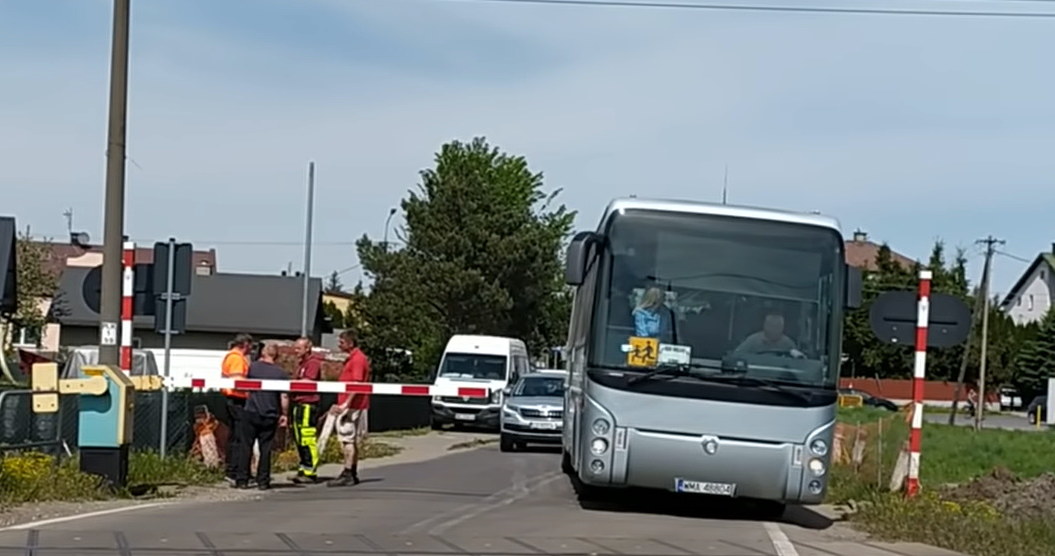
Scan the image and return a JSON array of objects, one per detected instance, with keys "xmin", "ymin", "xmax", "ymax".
[
  {"xmin": 54, "ymin": 267, "xmax": 331, "ymax": 350},
  {"xmin": 844, "ymin": 230, "xmax": 916, "ymax": 271},
  {"xmin": 998, "ymin": 244, "xmax": 1055, "ymax": 325},
  {"xmin": 10, "ymin": 241, "xmax": 218, "ymax": 353}
]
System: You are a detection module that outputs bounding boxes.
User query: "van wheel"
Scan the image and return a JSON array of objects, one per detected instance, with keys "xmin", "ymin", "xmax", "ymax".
[{"xmin": 500, "ymin": 434, "xmax": 516, "ymax": 452}]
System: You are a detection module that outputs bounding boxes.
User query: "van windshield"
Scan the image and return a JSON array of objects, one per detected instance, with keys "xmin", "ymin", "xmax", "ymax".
[{"xmin": 438, "ymin": 353, "xmax": 508, "ymax": 380}]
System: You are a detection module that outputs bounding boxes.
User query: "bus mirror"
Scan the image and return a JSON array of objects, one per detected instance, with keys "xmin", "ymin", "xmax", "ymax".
[
  {"xmin": 846, "ymin": 265, "xmax": 862, "ymax": 309},
  {"xmin": 565, "ymin": 232, "xmax": 599, "ymax": 286}
]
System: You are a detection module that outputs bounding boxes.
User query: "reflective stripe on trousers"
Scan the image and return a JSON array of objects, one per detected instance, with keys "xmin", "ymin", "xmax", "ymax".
[{"xmin": 291, "ymin": 403, "xmax": 319, "ymax": 476}]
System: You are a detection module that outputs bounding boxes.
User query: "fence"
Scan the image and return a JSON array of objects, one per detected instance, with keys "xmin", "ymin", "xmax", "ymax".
[
  {"xmin": 831, "ymin": 407, "xmax": 912, "ymax": 499},
  {"xmin": 1, "ymin": 387, "xmax": 435, "ymax": 456}
]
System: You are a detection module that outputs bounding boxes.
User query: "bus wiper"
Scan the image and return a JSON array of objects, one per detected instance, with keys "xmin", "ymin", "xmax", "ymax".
[
  {"xmin": 625, "ymin": 361, "xmax": 726, "ymax": 385},
  {"xmin": 708, "ymin": 374, "xmax": 813, "ymax": 402}
]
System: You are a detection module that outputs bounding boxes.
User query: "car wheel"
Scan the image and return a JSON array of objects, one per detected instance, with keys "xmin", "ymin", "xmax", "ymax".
[{"xmin": 500, "ymin": 434, "xmax": 516, "ymax": 452}]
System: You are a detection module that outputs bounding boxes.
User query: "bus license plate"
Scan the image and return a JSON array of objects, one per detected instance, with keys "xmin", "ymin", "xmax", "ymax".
[
  {"xmin": 454, "ymin": 413, "xmax": 475, "ymax": 421},
  {"xmin": 675, "ymin": 478, "xmax": 736, "ymax": 496},
  {"xmin": 530, "ymin": 421, "xmax": 558, "ymax": 430}
]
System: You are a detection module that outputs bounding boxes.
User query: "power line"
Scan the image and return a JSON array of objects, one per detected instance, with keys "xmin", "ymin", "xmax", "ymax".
[
  {"xmin": 995, "ymin": 249, "xmax": 1032, "ymax": 264},
  {"xmin": 419, "ymin": 0, "xmax": 1055, "ymax": 19}
]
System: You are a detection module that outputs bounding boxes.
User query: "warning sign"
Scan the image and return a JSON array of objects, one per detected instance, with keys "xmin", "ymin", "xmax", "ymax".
[{"xmin": 626, "ymin": 336, "xmax": 659, "ymax": 368}]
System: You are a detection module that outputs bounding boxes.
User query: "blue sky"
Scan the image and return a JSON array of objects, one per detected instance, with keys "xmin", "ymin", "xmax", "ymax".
[{"xmin": 3, "ymin": 0, "xmax": 1054, "ymax": 297}]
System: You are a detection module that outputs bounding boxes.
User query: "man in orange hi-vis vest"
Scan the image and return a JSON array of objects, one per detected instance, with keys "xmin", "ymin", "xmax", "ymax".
[{"xmin": 222, "ymin": 333, "xmax": 254, "ymax": 484}]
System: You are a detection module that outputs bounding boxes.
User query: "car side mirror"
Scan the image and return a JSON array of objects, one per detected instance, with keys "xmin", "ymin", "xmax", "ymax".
[{"xmin": 502, "ymin": 386, "xmax": 512, "ymax": 396}]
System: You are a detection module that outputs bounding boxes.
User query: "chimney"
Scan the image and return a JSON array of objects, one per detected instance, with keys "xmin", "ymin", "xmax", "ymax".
[{"xmin": 852, "ymin": 229, "xmax": 868, "ymax": 242}]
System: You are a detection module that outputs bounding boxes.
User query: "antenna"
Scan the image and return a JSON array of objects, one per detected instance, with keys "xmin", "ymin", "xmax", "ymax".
[
  {"xmin": 62, "ymin": 208, "xmax": 74, "ymax": 234},
  {"xmin": 722, "ymin": 164, "xmax": 729, "ymax": 205}
]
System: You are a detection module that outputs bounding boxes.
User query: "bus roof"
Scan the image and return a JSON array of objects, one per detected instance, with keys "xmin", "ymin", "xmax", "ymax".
[{"xmin": 597, "ymin": 197, "xmax": 843, "ymax": 235}]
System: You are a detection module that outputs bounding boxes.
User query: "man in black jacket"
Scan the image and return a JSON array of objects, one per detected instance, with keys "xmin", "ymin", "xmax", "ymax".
[{"xmin": 234, "ymin": 342, "xmax": 289, "ymax": 490}]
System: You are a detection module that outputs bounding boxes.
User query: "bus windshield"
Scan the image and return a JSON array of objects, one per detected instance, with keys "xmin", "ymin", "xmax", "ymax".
[{"xmin": 590, "ymin": 209, "xmax": 845, "ymax": 389}]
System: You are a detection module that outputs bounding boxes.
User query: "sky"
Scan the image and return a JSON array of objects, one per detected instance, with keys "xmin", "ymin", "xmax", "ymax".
[{"xmin": 3, "ymin": 0, "xmax": 1054, "ymax": 298}]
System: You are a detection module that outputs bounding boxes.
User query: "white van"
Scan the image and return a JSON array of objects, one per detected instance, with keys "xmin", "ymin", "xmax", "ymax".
[{"xmin": 430, "ymin": 334, "xmax": 532, "ymax": 431}]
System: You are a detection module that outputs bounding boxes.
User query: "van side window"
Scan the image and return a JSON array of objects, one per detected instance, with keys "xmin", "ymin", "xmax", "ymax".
[{"xmin": 511, "ymin": 353, "xmax": 529, "ymax": 383}]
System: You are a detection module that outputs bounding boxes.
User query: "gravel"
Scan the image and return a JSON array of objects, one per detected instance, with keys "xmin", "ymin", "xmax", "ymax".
[{"xmin": 943, "ymin": 467, "xmax": 1055, "ymax": 521}]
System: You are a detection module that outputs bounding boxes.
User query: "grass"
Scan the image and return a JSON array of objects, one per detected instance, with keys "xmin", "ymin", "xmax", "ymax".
[
  {"xmin": 830, "ymin": 407, "xmax": 1055, "ymax": 556},
  {"xmin": 271, "ymin": 438, "xmax": 402, "ymax": 473},
  {"xmin": 0, "ymin": 450, "xmax": 222, "ymax": 509}
]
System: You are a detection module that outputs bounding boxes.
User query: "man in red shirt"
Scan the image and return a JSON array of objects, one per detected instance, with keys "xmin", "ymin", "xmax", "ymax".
[
  {"xmin": 328, "ymin": 329, "xmax": 371, "ymax": 487},
  {"xmin": 290, "ymin": 337, "xmax": 324, "ymax": 484}
]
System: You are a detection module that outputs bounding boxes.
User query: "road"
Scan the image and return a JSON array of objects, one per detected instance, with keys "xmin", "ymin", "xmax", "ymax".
[
  {"xmin": 0, "ymin": 441, "xmax": 965, "ymax": 556},
  {"xmin": 923, "ymin": 411, "xmax": 1045, "ymax": 432}
]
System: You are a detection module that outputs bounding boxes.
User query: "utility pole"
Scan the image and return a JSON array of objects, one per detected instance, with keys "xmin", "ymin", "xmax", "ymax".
[
  {"xmin": 949, "ymin": 258, "xmax": 986, "ymax": 426},
  {"xmin": 974, "ymin": 235, "xmax": 1004, "ymax": 431},
  {"xmin": 300, "ymin": 162, "xmax": 315, "ymax": 338},
  {"xmin": 98, "ymin": 0, "xmax": 132, "ymax": 366}
]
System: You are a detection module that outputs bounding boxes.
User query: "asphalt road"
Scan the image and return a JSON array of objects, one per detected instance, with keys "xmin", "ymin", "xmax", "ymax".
[
  {"xmin": 923, "ymin": 411, "xmax": 1047, "ymax": 431},
  {"xmin": 0, "ymin": 443, "xmax": 965, "ymax": 556}
]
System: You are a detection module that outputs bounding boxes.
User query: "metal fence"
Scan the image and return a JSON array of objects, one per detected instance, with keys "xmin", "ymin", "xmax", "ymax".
[{"xmin": 2, "ymin": 387, "xmax": 435, "ymax": 456}]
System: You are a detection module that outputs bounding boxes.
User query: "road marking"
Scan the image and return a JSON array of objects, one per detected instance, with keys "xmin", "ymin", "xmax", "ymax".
[
  {"xmin": 763, "ymin": 522, "xmax": 800, "ymax": 556},
  {"xmin": 427, "ymin": 472, "xmax": 566, "ymax": 536},
  {"xmin": 0, "ymin": 503, "xmax": 170, "ymax": 532},
  {"xmin": 402, "ymin": 469, "xmax": 563, "ymax": 535}
]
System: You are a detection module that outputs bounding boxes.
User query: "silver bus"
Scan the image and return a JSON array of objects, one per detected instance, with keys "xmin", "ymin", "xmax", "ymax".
[{"xmin": 560, "ymin": 197, "xmax": 862, "ymax": 515}]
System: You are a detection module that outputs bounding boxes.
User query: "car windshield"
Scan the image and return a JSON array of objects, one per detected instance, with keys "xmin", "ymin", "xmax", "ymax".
[
  {"xmin": 589, "ymin": 208, "xmax": 845, "ymax": 389},
  {"xmin": 514, "ymin": 376, "xmax": 565, "ymax": 397},
  {"xmin": 438, "ymin": 353, "xmax": 507, "ymax": 380}
]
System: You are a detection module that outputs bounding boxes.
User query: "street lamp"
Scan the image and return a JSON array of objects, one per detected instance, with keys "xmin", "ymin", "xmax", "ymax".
[{"xmin": 383, "ymin": 208, "xmax": 397, "ymax": 251}]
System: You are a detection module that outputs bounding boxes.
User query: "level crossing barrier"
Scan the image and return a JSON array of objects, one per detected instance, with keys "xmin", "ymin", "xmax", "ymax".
[{"xmin": 168, "ymin": 377, "xmax": 490, "ymax": 398}]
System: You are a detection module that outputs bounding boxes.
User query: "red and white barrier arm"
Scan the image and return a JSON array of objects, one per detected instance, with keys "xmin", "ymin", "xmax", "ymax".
[{"xmin": 168, "ymin": 376, "xmax": 490, "ymax": 398}]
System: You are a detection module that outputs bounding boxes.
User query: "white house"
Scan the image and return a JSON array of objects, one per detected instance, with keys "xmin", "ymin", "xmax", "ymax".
[{"xmin": 999, "ymin": 245, "xmax": 1055, "ymax": 325}]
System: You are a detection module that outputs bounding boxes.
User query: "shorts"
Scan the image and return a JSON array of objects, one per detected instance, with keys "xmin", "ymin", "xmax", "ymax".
[{"xmin": 336, "ymin": 409, "xmax": 368, "ymax": 445}]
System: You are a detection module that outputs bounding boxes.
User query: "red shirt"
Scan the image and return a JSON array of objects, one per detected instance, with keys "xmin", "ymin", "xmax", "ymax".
[
  {"xmin": 292, "ymin": 353, "xmax": 324, "ymax": 404},
  {"xmin": 337, "ymin": 348, "xmax": 371, "ymax": 410}
]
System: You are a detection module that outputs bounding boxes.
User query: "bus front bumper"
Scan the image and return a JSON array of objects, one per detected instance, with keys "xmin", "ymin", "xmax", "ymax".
[{"xmin": 581, "ymin": 427, "xmax": 830, "ymax": 505}]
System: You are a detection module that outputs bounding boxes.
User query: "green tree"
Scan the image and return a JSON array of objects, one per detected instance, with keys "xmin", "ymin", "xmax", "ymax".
[
  {"xmin": 842, "ymin": 240, "xmax": 971, "ymax": 380},
  {"xmin": 1, "ymin": 234, "xmax": 60, "ymax": 382},
  {"xmin": 1011, "ymin": 309, "xmax": 1055, "ymax": 398},
  {"xmin": 322, "ymin": 300, "xmax": 345, "ymax": 329},
  {"xmin": 324, "ymin": 270, "xmax": 344, "ymax": 294},
  {"xmin": 355, "ymin": 137, "xmax": 575, "ymax": 381}
]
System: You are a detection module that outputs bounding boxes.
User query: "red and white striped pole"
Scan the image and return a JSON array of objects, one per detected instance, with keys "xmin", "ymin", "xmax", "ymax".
[
  {"xmin": 906, "ymin": 268, "xmax": 931, "ymax": 498},
  {"xmin": 120, "ymin": 241, "xmax": 136, "ymax": 373}
]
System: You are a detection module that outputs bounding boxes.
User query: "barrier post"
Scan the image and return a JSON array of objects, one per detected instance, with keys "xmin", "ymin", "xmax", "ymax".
[
  {"xmin": 120, "ymin": 241, "xmax": 135, "ymax": 373},
  {"xmin": 906, "ymin": 269, "xmax": 931, "ymax": 498}
]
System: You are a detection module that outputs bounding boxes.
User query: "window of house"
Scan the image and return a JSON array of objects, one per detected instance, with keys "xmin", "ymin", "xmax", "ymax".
[
  {"xmin": 11, "ymin": 325, "xmax": 41, "ymax": 348},
  {"xmin": 1028, "ymin": 294, "xmax": 1034, "ymax": 311}
]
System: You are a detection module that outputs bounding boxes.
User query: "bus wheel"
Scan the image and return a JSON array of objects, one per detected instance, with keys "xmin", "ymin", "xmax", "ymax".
[
  {"xmin": 756, "ymin": 500, "xmax": 787, "ymax": 520},
  {"xmin": 500, "ymin": 434, "xmax": 516, "ymax": 452},
  {"xmin": 561, "ymin": 450, "xmax": 574, "ymax": 475}
]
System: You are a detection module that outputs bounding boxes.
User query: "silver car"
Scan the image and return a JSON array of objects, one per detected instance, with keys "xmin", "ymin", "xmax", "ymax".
[{"xmin": 500, "ymin": 371, "xmax": 566, "ymax": 452}]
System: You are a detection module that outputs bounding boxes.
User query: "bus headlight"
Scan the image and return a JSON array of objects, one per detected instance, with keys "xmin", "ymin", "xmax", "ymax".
[
  {"xmin": 808, "ymin": 458, "xmax": 826, "ymax": 477},
  {"xmin": 809, "ymin": 438, "xmax": 828, "ymax": 456},
  {"xmin": 590, "ymin": 438, "xmax": 609, "ymax": 455},
  {"xmin": 591, "ymin": 418, "xmax": 610, "ymax": 435}
]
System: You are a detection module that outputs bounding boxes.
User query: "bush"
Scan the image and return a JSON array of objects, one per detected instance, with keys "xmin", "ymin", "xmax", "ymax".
[
  {"xmin": 0, "ymin": 452, "xmax": 105, "ymax": 506},
  {"xmin": 128, "ymin": 450, "xmax": 224, "ymax": 486}
]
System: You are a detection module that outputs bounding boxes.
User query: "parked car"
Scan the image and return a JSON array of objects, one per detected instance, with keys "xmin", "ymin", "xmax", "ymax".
[
  {"xmin": 838, "ymin": 388, "xmax": 899, "ymax": 411},
  {"xmin": 1000, "ymin": 388, "xmax": 1023, "ymax": 411},
  {"xmin": 1026, "ymin": 395, "xmax": 1048, "ymax": 425},
  {"xmin": 499, "ymin": 371, "xmax": 566, "ymax": 452}
]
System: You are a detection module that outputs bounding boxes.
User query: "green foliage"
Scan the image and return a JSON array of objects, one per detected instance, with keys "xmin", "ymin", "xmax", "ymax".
[
  {"xmin": 324, "ymin": 270, "xmax": 344, "ymax": 294},
  {"xmin": 322, "ymin": 300, "xmax": 345, "ymax": 329},
  {"xmin": 127, "ymin": 450, "xmax": 224, "ymax": 486},
  {"xmin": 2, "ymin": 235, "xmax": 59, "ymax": 353},
  {"xmin": 1013, "ymin": 309, "xmax": 1055, "ymax": 398},
  {"xmin": 353, "ymin": 137, "xmax": 575, "ymax": 381}
]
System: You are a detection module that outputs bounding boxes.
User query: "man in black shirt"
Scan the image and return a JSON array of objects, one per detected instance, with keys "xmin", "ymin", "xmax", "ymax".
[{"xmin": 235, "ymin": 342, "xmax": 289, "ymax": 490}]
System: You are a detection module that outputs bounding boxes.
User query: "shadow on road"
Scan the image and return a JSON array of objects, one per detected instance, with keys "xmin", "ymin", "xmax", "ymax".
[{"xmin": 569, "ymin": 475, "xmax": 834, "ymax": 531}]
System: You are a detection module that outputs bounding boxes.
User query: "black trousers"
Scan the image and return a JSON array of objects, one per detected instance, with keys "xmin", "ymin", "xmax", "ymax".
[
  {"xmin": 236, "ymin": 410, "xmax": 278, "ymax": 486},
  {"xmin": 224, "ymin": 397, "xmax": 247, "ymax": 479}
]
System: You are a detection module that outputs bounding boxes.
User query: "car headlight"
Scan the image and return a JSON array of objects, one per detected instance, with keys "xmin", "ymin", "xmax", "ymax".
[
  {"xmin": 502, "ymin": 405, "xmax": 519, "ymax": 415},
  {"xmin": 809, "ymin": 438, "xmax": 828, "ymax": 456},
  {"xmin": 591, "ymin": 418, "xmax": 610, "ymax": 435}
]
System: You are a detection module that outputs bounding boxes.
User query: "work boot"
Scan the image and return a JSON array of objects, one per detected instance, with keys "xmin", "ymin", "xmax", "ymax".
[
  {"xmin": 350, "ymin": 464, "xmax": 360, "ymax": 485},
  {"xmin": 327, "ymin": 469, "xmax": 355, "ymax": 487}
]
